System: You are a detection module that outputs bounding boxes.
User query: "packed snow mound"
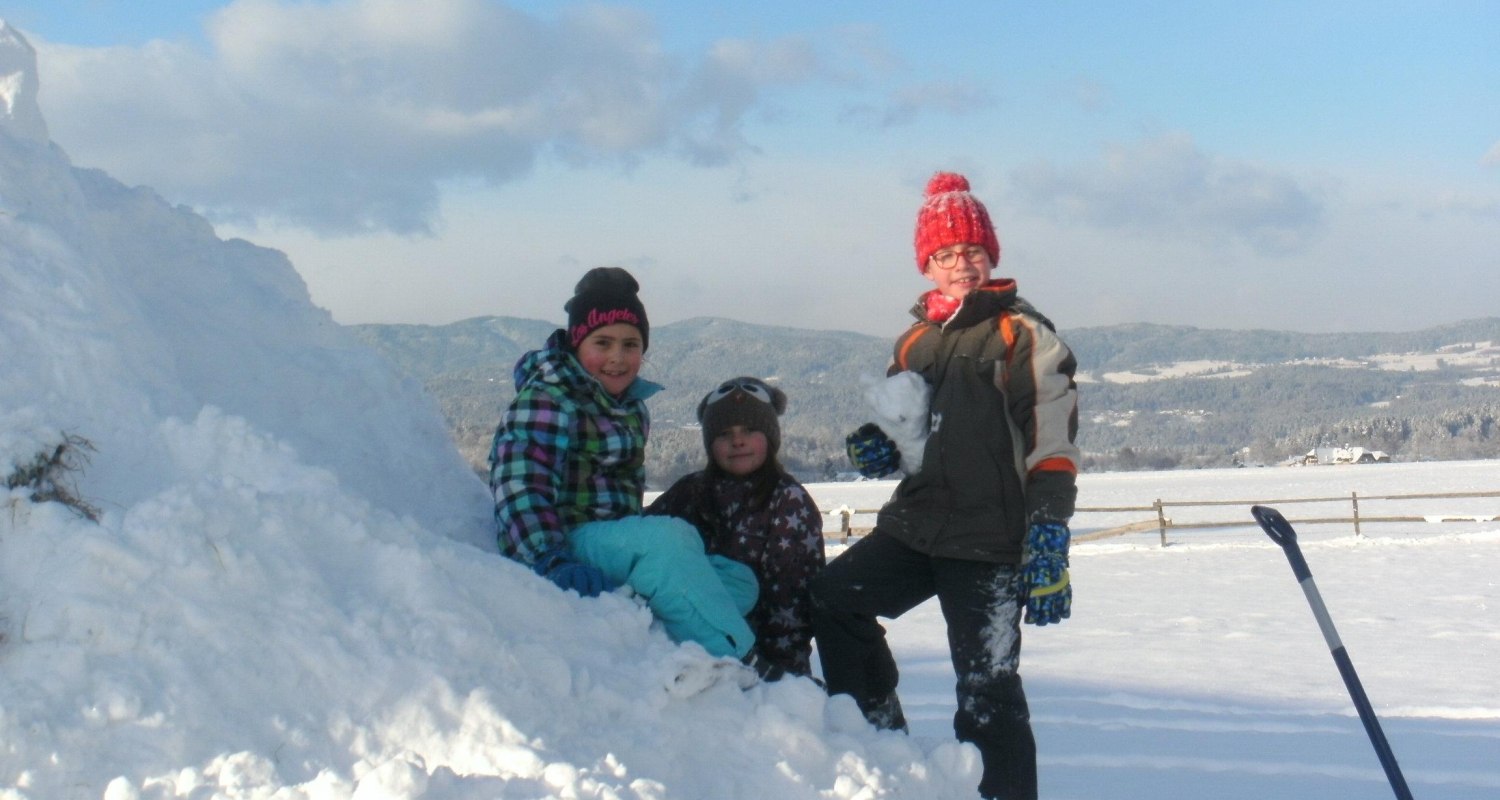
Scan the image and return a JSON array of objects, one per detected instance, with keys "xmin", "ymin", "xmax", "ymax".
[
  {"xmin": 0, "ymin": 21, "xmax": 47, "ymax": 143},
  {"xmin": 0, "ymin": 409, "xmax": 981, "ymax": 798},
  {"xmin": 862, "ymin": 371, "xmax": 931, "ymax": 475},
  {"xmin": 0, "ymin": 21, "xmax": 489, "ymax": 545},
  {"xmin": 0, "ymin": 24, "xmax": 980, "ymax": 799}
]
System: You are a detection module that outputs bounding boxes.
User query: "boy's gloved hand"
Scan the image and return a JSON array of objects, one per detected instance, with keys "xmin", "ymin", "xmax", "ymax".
[
  {"xmin": 534, "ymin": 548, "xmax": 614, "ymax": 597},
  {"xmin": 846, "ymin": 423, "xmax": 901, "ymax": 478},
  {"xmin": 1021, "ymin": 521, "xmax": 1071, "ymax": 625}
]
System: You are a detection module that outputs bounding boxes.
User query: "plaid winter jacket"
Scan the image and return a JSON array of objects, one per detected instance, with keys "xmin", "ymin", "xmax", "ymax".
[
  {"xmin": 489, "ymin": 329, "xmax": 662, "ymax": 564},
  {"xmin": 647, "ymin": 471, "xmax": 826, "ymax": 676}
]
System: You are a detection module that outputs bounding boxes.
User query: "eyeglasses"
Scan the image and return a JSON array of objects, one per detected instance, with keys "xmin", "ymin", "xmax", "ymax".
[
  {"xmin": 929, "ymin": 246, "xmax": 989, "ymax": 270},
  {"xmin": 705, "ymin": 378, "xmax": 773, "ymax": 406}
]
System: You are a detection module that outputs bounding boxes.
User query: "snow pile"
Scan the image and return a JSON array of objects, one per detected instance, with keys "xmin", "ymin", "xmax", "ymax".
[
  {"xmin": 0, "ymin": 23, "xmax": 485, "ymax": 543},
  {"xmin": 0, "ymin": 22, "xmax": 45, "ymax": 144},
  {"xmin": 860, "ymin": 371, "xmax": 931, "ymax": 474},
  {"xmin": 0, "ymin": 21, "xmax": 977, "ymax": 800}
]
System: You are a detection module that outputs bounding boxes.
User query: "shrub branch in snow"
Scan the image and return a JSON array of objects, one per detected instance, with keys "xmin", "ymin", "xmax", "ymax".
[{"xmin": 4, "ymin": 433, "xmax": 101, "ymax": 522}]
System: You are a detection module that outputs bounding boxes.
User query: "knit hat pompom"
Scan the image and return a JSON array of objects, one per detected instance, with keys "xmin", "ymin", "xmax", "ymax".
[
  {"xmin": 697, "ymin": 376, "xmax": 786, "ymax": 461},
  {"xmin": 925, "ymin": 172, "xmax": 971, "ymax": 196},
  {"xmin": 565, "ymin": 266, "xmax": 649, "ymax": 351},
  {"xmin": 913, "ymin": 171, "xmax": 1000, "ymax": 270}
]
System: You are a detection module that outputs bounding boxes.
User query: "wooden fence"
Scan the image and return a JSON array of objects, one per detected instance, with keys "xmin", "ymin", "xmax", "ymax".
[{"xmin": 823, "ymin": 489, "xmax": 1500, "ymax": 546}]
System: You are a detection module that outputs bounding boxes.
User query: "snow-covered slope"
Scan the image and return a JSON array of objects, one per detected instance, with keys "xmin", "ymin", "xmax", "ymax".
[
  {"xmin": 8, "ymin": 19, "xmax": 1495, "ymax": 799},
  {"xmin": 0, "ymin": 23, "xmax": 488, "ymax": 545},
  {"xmin": 1, "ymin": 21, "xmax": 976, "ymax": 799}
]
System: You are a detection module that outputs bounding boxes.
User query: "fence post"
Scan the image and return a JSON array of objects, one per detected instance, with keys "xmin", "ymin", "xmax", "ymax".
[
  {"xmin": 1352, "ymin": 491, "xmax": 1362, "ymax": 538},
  {"xmin": 1156, "ymin": 499, "xmax": 1168, "ymax": 547},
  {"xmin": 840, "ymin": 507, "xmax": 852, "ymax": 544}
]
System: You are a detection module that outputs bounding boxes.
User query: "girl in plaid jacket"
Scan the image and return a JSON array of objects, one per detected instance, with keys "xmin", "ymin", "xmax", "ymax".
[{"xmin": 489, "ymin": 268, "xmax": 757, "ymax": 661}]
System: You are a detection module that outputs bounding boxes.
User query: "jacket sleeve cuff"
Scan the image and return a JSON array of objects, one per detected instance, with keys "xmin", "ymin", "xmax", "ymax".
[{"xmin": 1026, "ymin": 470, "xmax": 1077, "ymax": 524}]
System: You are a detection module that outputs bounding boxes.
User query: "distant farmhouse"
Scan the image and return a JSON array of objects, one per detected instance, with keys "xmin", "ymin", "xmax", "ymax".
[{"xmin": 1295, "ymin": 446, "xmax": 1392, "ymax": 466}]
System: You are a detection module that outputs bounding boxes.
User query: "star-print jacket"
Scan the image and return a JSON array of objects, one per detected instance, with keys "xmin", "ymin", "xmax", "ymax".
[{"xmin": 648, "ymin": 471, "xmax": 825, "ymax": 676}]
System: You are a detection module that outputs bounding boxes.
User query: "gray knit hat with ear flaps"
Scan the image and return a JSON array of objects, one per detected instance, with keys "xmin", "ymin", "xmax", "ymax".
[{"xmin": 697, "ymin": 377, "xmax": 786, "ymax": 460}]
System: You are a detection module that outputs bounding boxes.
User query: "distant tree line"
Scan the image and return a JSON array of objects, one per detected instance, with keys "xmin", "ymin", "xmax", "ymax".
[{"xmin": 352, "ymin": 316, "xmax": 1500, "ymax": 485}]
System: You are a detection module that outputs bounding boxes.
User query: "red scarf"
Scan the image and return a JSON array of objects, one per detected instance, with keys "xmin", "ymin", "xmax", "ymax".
[
  {"xmin": 922, "ymin": 279, "xmax": 1015, "ymax": 323},
  {"xmin": 921, "ymin": 290, "xmax": 963, "ymax": 323}
]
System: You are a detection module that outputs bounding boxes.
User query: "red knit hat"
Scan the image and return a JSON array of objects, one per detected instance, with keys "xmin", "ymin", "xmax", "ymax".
[{"xmin": 913, "ymin": 172, "xmax": 1000, "ymax": 271}]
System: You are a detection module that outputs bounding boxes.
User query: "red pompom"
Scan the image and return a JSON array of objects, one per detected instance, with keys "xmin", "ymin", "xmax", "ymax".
[{"xmin": 925, "ymin": 172, "xmax": 970, "ymax": 197}]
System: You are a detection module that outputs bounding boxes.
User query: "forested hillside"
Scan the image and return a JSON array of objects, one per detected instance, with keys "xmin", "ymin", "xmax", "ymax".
[
  {"xmin": 1066, "ymin": 318, "xmax": 1500, "ymax": 371},
  {"xmin": 352, "ymin": 316, "xmax": 1500, "ymax": 486}
]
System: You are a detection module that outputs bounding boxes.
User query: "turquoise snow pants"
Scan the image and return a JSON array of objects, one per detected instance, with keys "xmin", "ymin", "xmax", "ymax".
[{"xmin": 569, "ymin": 515, "xmax": 757, "ymax": 659}]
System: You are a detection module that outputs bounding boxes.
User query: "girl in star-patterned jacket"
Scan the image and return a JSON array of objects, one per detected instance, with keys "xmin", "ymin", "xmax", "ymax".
[{"xmin": 647, "ymin": 377, "xmax": 826, "ymax": 677}]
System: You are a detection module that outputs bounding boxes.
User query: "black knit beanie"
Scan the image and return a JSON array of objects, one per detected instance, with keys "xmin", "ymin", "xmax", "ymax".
[{"xmin": 565, "ymin": 267, "xmax": 649, "ymax": 351}]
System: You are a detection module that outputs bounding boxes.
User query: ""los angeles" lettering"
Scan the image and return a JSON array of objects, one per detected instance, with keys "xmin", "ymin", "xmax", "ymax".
[{"xmin": 572, "ymin": 308, "xmax": 641, "ymax": 344}]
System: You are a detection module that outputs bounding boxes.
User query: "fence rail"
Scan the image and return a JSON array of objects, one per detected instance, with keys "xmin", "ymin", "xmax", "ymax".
[{"xmin": 823, "ymin": 489, "xmax": 1500, "ymax": 546}]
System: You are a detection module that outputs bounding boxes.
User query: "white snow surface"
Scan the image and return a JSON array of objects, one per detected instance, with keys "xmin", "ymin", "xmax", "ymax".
[
  {"xmin": 1, "ymin": 25, "xmax": 976, "ymax": 799},
  {"xmin": 860, "ymin": 371, "xmax": 930, "ymax": 475},
  {"xmin": 2, "ymin": 22, "xmax": 1498, "ymax": 799},
  {"xmin": 0, "ymin": 21, "xmax": 45, "ymax": 144}
]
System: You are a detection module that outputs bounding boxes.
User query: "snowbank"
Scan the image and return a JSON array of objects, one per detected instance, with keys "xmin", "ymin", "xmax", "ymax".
[{"xmin": 0, "ymin": 21, "xmax": 977, "ymax": 799}]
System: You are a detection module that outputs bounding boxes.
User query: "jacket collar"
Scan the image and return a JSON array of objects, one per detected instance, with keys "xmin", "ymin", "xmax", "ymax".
[
  {"xmin": 910, "ymin": 278, "xmax": 1018, "ymax": 328},
  {"xmin": 514, "ymin": 328, "xmax": 662, "ymax": 406}
]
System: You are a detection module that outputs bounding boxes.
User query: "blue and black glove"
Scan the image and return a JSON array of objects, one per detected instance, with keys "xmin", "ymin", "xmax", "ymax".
[
  {"xmin": 1021, "ymin": 521, "xmax": 1071, "ymax": 625},
  {"xmin": 534, "ymin": 547, "xmax": 615, "ymax": 597},
  {"xmin": 846, "ymin": 423, "xmax": 901, "ymax": 478}
]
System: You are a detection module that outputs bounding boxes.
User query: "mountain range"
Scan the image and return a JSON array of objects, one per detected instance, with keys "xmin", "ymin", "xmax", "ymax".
[{"xmin": 351, "ymin": 316, "xmax": 1500, "ymax": 487}]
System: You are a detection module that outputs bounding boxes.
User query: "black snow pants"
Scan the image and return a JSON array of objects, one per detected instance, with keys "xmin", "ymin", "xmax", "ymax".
[{"xmin": 810, "ymin": 530, "xmax": 1037, "ymax": 800}]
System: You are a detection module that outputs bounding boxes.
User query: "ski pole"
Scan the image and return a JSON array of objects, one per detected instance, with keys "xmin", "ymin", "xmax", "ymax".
[{"xmin": 1251, "ymin": 505, "xmax": 1414, "ymax": 800}]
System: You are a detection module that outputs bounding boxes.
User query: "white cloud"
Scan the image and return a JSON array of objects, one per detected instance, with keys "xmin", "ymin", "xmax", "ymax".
[
  {"xmin": 672, "ymin": 37, "xmax": 822, "ymax": 165},
  {"xmin": 1008, "ymin": 133, "xmax": 1326, "ymax": 256},
  {"xmin": 838, "ymin": 81, "xmax": 995, "ymax": 128},
  {"xmin": 1430, "ymin": 190, "xmax": 1500, "ymax": 221},
  {"xmin": 32, "ymin": 0, "xmax": 824, "ymax": 234},
  {"xmin": 1483, "ymin": 140, "xmax": 1500, "ymax": 167},
  {"xmin": 1065, "ymin": 77, "xmax": 1111, "ymax": 113}
]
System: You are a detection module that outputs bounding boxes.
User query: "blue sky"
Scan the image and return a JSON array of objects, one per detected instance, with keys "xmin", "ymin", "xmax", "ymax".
[{"xmin": 3, "ymin": 0, "xmax": 1497, "ymax": 336}]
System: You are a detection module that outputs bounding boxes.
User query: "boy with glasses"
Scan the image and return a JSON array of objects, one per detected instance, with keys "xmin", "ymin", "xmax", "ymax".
[{"xmin": 811, "ymin": 172, "xmax": 1081, "ymax": 800}]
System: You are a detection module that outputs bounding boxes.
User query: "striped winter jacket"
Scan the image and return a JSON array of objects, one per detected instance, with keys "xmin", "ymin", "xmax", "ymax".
[
  {"xmin": 874, "ymin": 279, "xmax": 1080, "ymax": 564},
  {"xmin": 488, "ymin": 329, "xmax": 663, "ymax": 564}
]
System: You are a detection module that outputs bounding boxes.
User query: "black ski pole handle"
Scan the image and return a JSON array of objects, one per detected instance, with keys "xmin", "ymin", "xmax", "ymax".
[
  {"xmin": 1251, "ymin": 504, "xmax": 1294, "ymax": 544},
  {"xmin": 1250, "ymin": 505, "xmax": 1415, "ymax": 800},
  {"xmin": 1252, "ymin": 505, "xmax": 1312, "ymax": 581}
]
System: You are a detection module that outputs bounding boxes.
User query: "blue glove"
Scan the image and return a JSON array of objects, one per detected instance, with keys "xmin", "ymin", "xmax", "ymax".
[
  {"xmin": 534, "ymin": 548, "xmax": 614, "ymax": 597},
  {"xmin": 1021, "ymin": 521, "xmax": 1071, "ymax": 625},
  {"xmin": 846, "ymin": 423, "xmax": 901, "ymax": 478}
]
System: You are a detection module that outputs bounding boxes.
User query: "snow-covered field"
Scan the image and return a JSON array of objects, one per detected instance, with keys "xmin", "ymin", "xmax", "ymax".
[
  {"xmin": 1073, "ymin": 340, "xmax": 1500, "ymax": 386},
  {"xmin": 808, "ymin": 462, "xmax": 1500, "ymax": 799},
  {"xmin": 3, "ymin": 21, "xmax": 1497, "ymax": 799}
]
